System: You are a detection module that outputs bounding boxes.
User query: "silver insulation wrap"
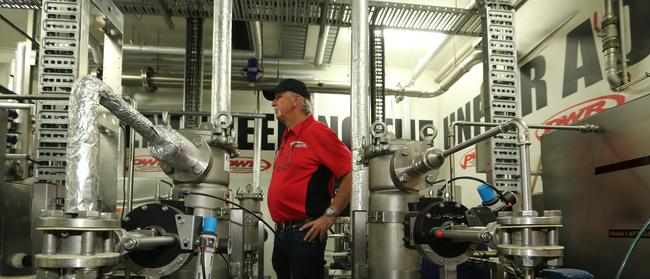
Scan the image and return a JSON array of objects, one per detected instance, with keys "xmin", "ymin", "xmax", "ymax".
[
  {"xmin": 211, "ymin": 0, "xmax": 232, "ymax": 127},
  {"xmin": 351, "ymin": 0, "xmax": 370, "ymax": 212},
  {"xmin": 69, "ymin": 76, "xmax": 207, "ymax": 193},
  {"xmin": 65, "ymin": 76, "xmax": 105, "ymax": 213}
]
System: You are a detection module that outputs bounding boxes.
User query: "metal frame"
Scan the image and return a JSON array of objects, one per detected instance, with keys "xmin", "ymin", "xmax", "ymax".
[
  {"xmin": 1, "ymin": 0, "xmax": 482, "ymax": 35},
  {"xmin": 479, "ymin": 0, "xmax": 521, "ymax": 193}
]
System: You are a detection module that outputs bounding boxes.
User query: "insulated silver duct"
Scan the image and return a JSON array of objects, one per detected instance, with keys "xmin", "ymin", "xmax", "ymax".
[
  {"xmin": 351, "ymin": 0, "xmax": 370, "ymax": 212},
  {"xmin": 211, "ymin": 0, "xmax": 232, "ymax": 127},
  {"xmin": 122, "ymin": 44, "xmax": 253, "ymax": 59},
  {"xmin": 66, "ymin": 76, "xmax": 209, "ymax": 212},
  {"xmin": 602, "ymin": 0, "xmax": 622, "ymax": 90},
  {"xmin": 65, "ymin": 77, "xmax": 103, "ymax": 213}
]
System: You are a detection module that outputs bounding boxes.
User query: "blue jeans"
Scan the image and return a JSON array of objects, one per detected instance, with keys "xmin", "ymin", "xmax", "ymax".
[{"xmin": 272, "ymin": 228, "xmax": 326, "ymax": 279}]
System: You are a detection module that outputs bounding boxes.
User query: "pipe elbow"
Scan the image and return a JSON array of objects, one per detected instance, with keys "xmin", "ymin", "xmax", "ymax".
[
  {"xmin": 505, "ymin": 118, "xmax": 531, "ymax": 145},
  {"xmin": 606, "ymin": 70, "xmax": 622, "ymax": 91}
]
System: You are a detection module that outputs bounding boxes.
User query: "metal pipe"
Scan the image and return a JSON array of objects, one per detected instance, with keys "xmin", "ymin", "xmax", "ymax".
[
  {"xmin": 65, "ymin": 77, "xmax": 103, "ymax": 213},
  {"xmin": 449, "ymin": 121, "xmax": 601, "ymax": 134},
  {"xmin": 211, "ymin": 0, "xmax": 233, "ymax": 126},
  {"xmin": 122, "ymin": 44, "xmax": 253, "ymax": 59},
  {"xmin": 250, "ymin": 21, "xmax": 263, "ymax": 59},
  {"xmin": 71, "ymin": 76, "xmax": 208, "ymax": 183},
  {"xmin": 0, "ymin": 102, "xmax": 33, "ymax": 110},
  {"xmin": 351, "ymin": 1, "xmax": 370, "ymax": 278},
  {"xmin": 126, "ymin": 98, "xmax": 137, "ymax": 215},
  {"xmin": 617, "ymin": 72, "xmax": 650, "ymax": 91},
  {"xmin": 0, "ymin": 95, "xmax": 68, "ymax": 101},
  {"xmin": 617, "ymin": 0, "xmax": 628, "ymax": 84},
  {"xmin": 314, "ymin": 0, "xmax": 331, "ymax": 66},
  {"xmin": 401, "ymin": 0, "xmax": 477, "ymax": 87},
  {"xmin": 602, "ymin": 0, "xmax": 622, "ymax": 90},
  {"xmin": 252, "ymin": 93, "xmax": 262, "ymax": 189},
  {"xmin": 5, "ymin": 154, "xmax": 29, "ymax": 160},
  {"xmin": 89, "ymin": 35, "xmax": 102, "ymax": 64},
  {"xmin": 434, "ymin": 39, "xmax": 479, "ymax": 83},
  {"xmin": 123, "ymin": 235, "xmax": 177, "ymax": 251},
  {"xmin": 351, "ymin": 0, "xmax": 370, "ymax": 213},
  {"xmin": 434, "ymin": 227, "xmax": 491, "ymax": 243},
  {"xmin": 314, "ymin": 25, "xmax": 330, "ymax": 66}
]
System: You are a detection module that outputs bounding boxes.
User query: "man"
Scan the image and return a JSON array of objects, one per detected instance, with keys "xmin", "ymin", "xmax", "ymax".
[{"xmin": 264, "ymin": 79, "xmax": 352, "ymax": 279}]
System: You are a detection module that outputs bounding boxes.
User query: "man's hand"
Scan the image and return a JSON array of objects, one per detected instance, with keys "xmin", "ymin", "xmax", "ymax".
[{"xmin": 300, "ymin": 215, "xmax": 336, "ymax": 241}]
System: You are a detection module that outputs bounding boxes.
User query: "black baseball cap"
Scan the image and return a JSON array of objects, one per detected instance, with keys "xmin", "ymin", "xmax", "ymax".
[{"xmin": 262, "ymin": 78, "xmax": 310, "ymax": 101}]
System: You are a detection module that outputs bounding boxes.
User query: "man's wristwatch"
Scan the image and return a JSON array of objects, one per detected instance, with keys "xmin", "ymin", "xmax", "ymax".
[{"xmin": 325, "ymin": 207, "xmax": 337, "ymax": 217}]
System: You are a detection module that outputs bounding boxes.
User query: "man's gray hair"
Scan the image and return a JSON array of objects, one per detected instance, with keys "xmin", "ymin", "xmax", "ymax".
[{"xmin": 288, "ymin": 91, "xmax": 312, "ymax": 115}]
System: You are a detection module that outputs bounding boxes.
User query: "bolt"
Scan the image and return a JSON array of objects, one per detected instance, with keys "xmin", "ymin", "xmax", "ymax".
[
  {"xmin": 480, "ymin": 232, "xmax": 492, "ymax": 242},
  {"xmin": 399, "ymin": 174, "xmax": 410, "ymax": 182},
  {"xmin": 158, "ymin": 270, "xmax": 164, "ymax": 275},
  {"xmin": 178, "ymin": 218, "xmax": 184, "ymax": 224},
  {"xmin": 124, "ymin": 238, "xmax": 137, "ymax": 249},
  {"xmin": 425, "ymin": 174, "xmax": 436, "ymax": 184},
  {"xmin": 176, "ymin": 258, "xmax": 183, "ymax": 263},
  {"xmin": 183, "ymin": 239, "xmax": 190, "ymax": 245},
  {"xmin": 401, "ymin": 148, "xmax": 409, "ymax": 156},
  {"xmin": 141, "ymin": 205, "xmax": 148, "ymax": 210},
  {"xmin": 162, "ymin": 206, "xmax": 168, "ymax": 211},
  {"xmin": 192, "ymin": 136, "xmax": 203, "ymax": 146}
]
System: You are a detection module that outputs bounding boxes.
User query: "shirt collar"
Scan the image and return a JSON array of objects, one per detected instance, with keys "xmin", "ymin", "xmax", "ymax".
[{"xmin": 283, "ymin": 115, "xmax": 315, "ymax": 138}]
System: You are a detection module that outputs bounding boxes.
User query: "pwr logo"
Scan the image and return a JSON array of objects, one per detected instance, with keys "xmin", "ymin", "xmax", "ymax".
[
  {"xmin": 229, "ymin": 157, "xmax": 272, "ymax": 173},
  {"xmin": 535, "ymin": 95, "xmax": 625, "ymax": 140},
  {"xmin": 460, "ymin": 147, "xmax": 476, "ymax": 170},
  {"xmin": 134, "ymin": 155, "xmax": 161, "ymax": 172}
]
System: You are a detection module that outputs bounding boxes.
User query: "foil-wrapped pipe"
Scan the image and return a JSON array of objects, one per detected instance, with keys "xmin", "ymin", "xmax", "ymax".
[
  {"xmin": 67, "ymin": 76, "xmax": 209, "ymax": 203},
  {"xmin": 65, "ymin": 77, "xmax": 103, "ymax": 213}
]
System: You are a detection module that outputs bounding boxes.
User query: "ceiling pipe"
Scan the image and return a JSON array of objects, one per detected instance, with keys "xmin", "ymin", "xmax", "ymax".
[
  {"xmin": 122, "ymin": 44, "xmax": 254, "ymax": 59},
  {"xmin": 434, "ymin": 39, "xmax": 480, "ymax": 83},
  {"xmin": 314, "ymin": 0, "xmax": 331, "ymax": 66},
  {"xmin": 400, "ymin": 0, "xmax": 478, "ymax": 88},
  {"xmin": 250, "ymin": 21, "xmax": 263, "ymax": 59},
  {"xmin": 122, "ymin": 72, "xmax": 473, "ymax": 98},
  {"xmin": 602, "ymin": 0, "xmax": 622, "ymax": 90}
]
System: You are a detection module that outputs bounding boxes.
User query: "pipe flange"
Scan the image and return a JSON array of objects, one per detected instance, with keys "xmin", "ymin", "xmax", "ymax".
[
  {"xmin": 389, "ymin": 141, "xmax": 439, "ymax": 191},
  {"xmin": 497, "ymin": 245, "xmax": 564, "ymax": 258},
  {"xmin": 37, "ymin": 210, "xmax": 120, "ymax": 231},
  {"xmin": 34, "ymin": 253, "xmax": 120, "ymax": 268},
  {"xmin": 413, "ymin": 201, "xmax": 475, "ymax": 266},
  {"xmin": 160, "ymin": 138, "xmax": 213, "ymax": 183}
]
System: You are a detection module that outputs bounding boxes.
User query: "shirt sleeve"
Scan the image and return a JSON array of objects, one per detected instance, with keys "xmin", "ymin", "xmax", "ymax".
[{"xmin": 312, "ymin": 124, "xmax": 352, "ymax": 178}]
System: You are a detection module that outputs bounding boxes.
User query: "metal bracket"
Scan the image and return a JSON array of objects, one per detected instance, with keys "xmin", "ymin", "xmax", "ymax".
[
  {"xmin": 367, "ymin": 211, "xmax": 407, "ymax": 223},
  {"xmin": 174, "ymin": 214, "xmax": 201, "ymax": 250}
]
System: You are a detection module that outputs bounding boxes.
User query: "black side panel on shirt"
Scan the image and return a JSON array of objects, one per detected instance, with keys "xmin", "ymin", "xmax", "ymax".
[{"xmin": 305, "ymin": 165, "xmax": 333, "ymax": 218}]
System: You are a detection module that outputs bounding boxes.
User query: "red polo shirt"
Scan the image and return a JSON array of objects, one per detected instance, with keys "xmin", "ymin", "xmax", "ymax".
[{"xmin": 267, "ymin": 116, "xmax": 352, "ymax": 223}]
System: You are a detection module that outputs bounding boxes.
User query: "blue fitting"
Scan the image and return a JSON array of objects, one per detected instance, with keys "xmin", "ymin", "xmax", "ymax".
[
  {"xmin": 477, "ymin": 184, "xmax": 498, "ymax": 206},
  {"xmin": 203, "ymin": 216, "xmax": 218, "ymax": 233}
]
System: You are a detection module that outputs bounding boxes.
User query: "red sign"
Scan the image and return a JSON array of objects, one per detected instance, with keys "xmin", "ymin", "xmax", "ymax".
[
  {"xmin": 133, "ymin": 155, "xmax": 161, "ymax": 172},
  {"xmin": 229, "ymin": 157, "xmax": 272, "ymax": 173},
  {"xmin": 535, "ymin": 94, "xmax": 625, "ymax": 140},
  {"xmin": 459, "ymin": 147, "xmax": 476, "ymax": 170}
]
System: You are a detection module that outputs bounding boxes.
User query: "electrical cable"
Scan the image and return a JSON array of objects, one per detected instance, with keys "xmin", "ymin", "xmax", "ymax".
[
  {"xmin": 120, "ymin": 125, "xmax": 128, "ymax": 224},
  {"xmin": 615, "ymin": 217, "xmax": 650, "ymax": 279},
  {"xmin": 200, "ymin": 246, "xmax": 207, "ymax": 279},
  {"xmin": 219, "ymin": 253, "xmax": 230, "ymax": 276},
  {"xmin": 438, "ymin": 176, "xmax": 506, "ymax": 201},
  {"xmin": 180, "ymin": 191, "xmax": 277, "ymax": 237}
]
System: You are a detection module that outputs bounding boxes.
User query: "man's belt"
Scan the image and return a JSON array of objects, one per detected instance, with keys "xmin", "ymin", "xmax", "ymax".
[{"xmin": 275, "ymin": 218, "xmax": 312, "ymax": 232}]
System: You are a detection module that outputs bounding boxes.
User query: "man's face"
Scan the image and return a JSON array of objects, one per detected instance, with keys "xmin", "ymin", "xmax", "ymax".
[{"xmin": 271, "ymin": 91, "xmax": 300, "ymax": 122}]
